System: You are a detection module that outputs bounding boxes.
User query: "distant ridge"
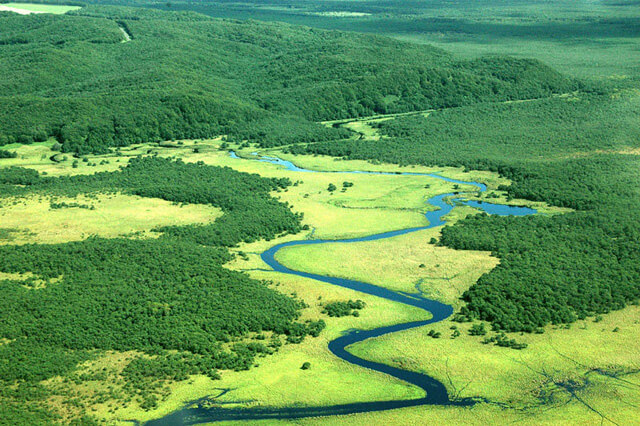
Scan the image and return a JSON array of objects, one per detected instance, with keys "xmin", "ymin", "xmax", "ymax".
[{"xmin": 0, "ymin": 6, "xmax": 579, "ymax": 152}]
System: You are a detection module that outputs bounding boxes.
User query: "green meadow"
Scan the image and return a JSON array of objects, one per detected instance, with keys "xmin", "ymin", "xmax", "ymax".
[{"xmin": 1, "ymin": 3, "xmax": 80, "ymax": 14}]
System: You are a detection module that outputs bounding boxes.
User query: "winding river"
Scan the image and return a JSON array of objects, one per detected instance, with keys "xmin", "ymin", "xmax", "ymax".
[{"xmin": 147, "ymin": 153, "xmax": 536, "ymax": 425}]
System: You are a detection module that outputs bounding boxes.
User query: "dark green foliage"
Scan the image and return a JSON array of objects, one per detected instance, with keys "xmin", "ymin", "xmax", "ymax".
[
  {"xmin": 0, "ymin": 6, "xmax": 575, "ymax": 153},
  {"xmin": 327, "ymin": 183, "xmax": 337, "ymax": 192},
  {"xmin": 297, "ymin": 94, "xmax": 636, "ymax": 172},
  {"xmin": 468, "ymin": 323, "xmax": 487, "ymax": 336},
  {"xmin": 122, "ymin": 346, "xmax": 271, "ymax": 386},
  {"xmin": 295, "ymin": 92, "xmax": 640, "ymax": 332},
  {"xmin": 49, "ymin": 201, "xmax": 94, "ymax": 210},
  {"xmin": 0, "ymin": 166, "xmax": 39, "ymax": 185},
  {"xmin": 482, "ymin": 333, "xmax": 528, "ymax": 350},
  {"xmin": 301, "ymin": 362, "xmax": 311, "ymax": 370},
  {"xmin": 0, "ymin": 340, "xmax": 90, "ymax": 382},
  {"xmin": 305, "ymin": 320, "xmax": 326, "ymax": 337},
  {"xmin": 0, "ymin": 238, "xmax": 304, "ymax": 354},
  {"xmin": 427, "ymin": 329, "xmax": 441, "ymax": 338},
  {"xmin": 226, "ymin": 116, "xmax": 351, "ymax": 148},
  {"xmin": 0, "ymin": 150, "xmax": 16, "ymax": 158},
  {"xmin": 322, "ymin": 300, "xmax": 366, "ymax": 317},
  {"xmin": 0, "ymin": 393, "xmax": 59, "ymax": 426}
]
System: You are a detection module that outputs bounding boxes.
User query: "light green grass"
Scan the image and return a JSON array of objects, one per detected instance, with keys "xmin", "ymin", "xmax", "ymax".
[
  {"xmin": 276, "ymin": 226, "xmax": 497, "ymax": 304},
  {"xmin": 0, "ymin": 193, "xmax": 222, "ymax": 245},
  {"xmin": 2, "ymin": 3, "xmax": 80, "ymax": 14},
  {"xmin": 345, "ymin": 305, "xmax": 640, "ymax": 425}
]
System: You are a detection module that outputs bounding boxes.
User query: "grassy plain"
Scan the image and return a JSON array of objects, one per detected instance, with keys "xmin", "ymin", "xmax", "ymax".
[
  {"xmin": 343, "ymin": 305, "xmax": 640, "ymax": 425},
  {"xmin": 0, "ymin": 193, "xmax": 222, "ymax": 245},
  {"xmin": 0, "ymin": 140, "xmax": 488, "ymax": 422},
  {"xmin": 256, "ymin": 224, "xmax": 640, "ymax": 425},
  {"xmin": 276, "ymin": 226, "xmax": 498, "ymax": 302},
  {"xmin": 1, "ymin": 2, "xmax": 80, "ymax": 14}
]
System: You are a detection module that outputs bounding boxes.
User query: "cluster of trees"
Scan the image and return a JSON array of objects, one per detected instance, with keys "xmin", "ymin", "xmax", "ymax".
[
  {"xmin": 322, "ymin": 300, "xmax": 366, "ymax": 317},
  {"xmin": 0, "ymin": 166, "xmax": 40, "ymax": 185},
  {"xmin": 481, "ymin": 333, "xmax": 528, "ymax": 350},
  {"xmin": 0, "ymin": 150, "xmax": 16, "ymax": 158},
  {"xmin": 0, "ymin": 6, "xmax": 577, "ymax": 153},
  {"xmin": 56, "ymin": 0, "xmax": 640, "ymax": 50},
  {"xmin": 294, "ymin": 92, "xmax": 640, "ymax": 332},
  {"xmin": 0, "ymin": 237, "xmax": 312, "ymax": 359},
  {"xmin": 0, "ymin": 235, "xmax": 327, "ymax": 413},
  {"xmin": 225, "ymin": 116, "xmax": 351, "ymax": 148}
]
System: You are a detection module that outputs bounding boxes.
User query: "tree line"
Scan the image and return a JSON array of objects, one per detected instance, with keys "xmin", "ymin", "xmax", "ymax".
[{"xmin": 0, "ymin": 6, "xmax": 578, "ymax": 153}]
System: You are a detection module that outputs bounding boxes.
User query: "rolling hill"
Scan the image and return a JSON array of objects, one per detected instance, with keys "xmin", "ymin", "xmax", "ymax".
[{"xmin": 0, "ymin": 5, "xmax": 579, "ymax": 153}]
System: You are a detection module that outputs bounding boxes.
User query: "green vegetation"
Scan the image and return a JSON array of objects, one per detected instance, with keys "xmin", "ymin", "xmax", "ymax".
[
  {"xmin": 0, "ymin": 6, "xmax": 578, "ymax": 153},
  {"xmin": 347, "ymin": 304, "xmax": 640, "ymax": 425},
  {"xmin": 295, "ymin": 91, "xmax": 640, "ymax": 332},
  {"xmin": 322, "ymin": 300, "xmax": 365, "ymax": 317},
  {"xmin": 92, "ymin": 0, "xmax": 640, "ymax": 80},
  {"xmin": 0, "ymin": 152, "xmax": 330, "ymax": 423},
  {"xmin": 1, "ymin": 141, "xmax": 469, "ymax": 423},
  {"xmin": 277, "ymin": 213, "xmax": 639, "ymax": 425},
  {"xmin": 9, "ymin": 156, "xmax": 303, "ymax": 245},
  {"xmin": 2, "ymin": 2, "xmax": 639, "ymax": 424}
]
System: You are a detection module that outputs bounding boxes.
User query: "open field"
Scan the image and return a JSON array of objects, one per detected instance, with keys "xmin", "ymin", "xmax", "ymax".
[
  {"xmin": 344, "ymin": 305, "xmax": 640, "ymax": 425},
  {"xmin": 0, "ymin": 193, "xmax": 222, "ymax": 245},
  {"xmin": 0, "ymin": 3, "xmax": 80, "ymax": 14},
  {"xmin": 276, "ymin": 226, "xmax": 498, "ymax": 302},
  {"xmin": 243, "ymin": 224, "xmax": 640, "ymax": 425}
]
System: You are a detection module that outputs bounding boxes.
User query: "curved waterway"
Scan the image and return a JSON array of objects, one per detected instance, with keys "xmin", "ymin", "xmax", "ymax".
[{"xmin": 147, "ymin": 153, "xmax": 536, "ymax": 425}]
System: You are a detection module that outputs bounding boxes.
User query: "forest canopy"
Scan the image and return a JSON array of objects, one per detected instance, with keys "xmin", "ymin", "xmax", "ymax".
[{"xmin": 0, "ymin": 5, "xmax": 579, "ymax": 153}]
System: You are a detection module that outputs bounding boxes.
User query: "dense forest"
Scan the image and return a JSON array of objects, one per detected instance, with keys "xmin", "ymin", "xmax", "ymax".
[
  {"xmin": 0, "ymin": 157, "xmax": 326, "ymax": 421},
  {"xmin": 0, "ymin": 5, "xmax": 580, "ymax": 153},
  {"xmin": 292, "ymin": 92, "xmax": 640, "ymax": 331}
]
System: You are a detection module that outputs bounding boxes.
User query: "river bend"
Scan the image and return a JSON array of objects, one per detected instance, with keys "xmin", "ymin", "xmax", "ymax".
[{"xmin": 147, "ymin": 153, "xmax": 536, "ymax": 425}]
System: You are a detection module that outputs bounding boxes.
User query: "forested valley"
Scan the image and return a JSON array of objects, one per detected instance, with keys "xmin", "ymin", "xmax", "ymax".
[{"xmin": 1, "ymin": 2, "xmax": 639, "ymax": 424}]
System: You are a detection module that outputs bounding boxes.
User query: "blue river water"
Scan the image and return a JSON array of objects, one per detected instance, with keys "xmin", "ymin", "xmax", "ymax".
[{"xmin": 147, "ymin": 153, "xmax": 536, "ymax": 425}]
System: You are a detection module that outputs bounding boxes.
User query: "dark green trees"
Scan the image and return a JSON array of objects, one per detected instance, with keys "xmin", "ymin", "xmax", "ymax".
[{"xmin": 0, "ymin": 7, "xmax": 576, "ymax": 153}]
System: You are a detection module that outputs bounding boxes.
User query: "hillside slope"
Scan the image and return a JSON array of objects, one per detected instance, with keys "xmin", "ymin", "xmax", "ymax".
[{"xmin": 0, "ymin": 5, "xmax": 578, "ymax": 152}]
